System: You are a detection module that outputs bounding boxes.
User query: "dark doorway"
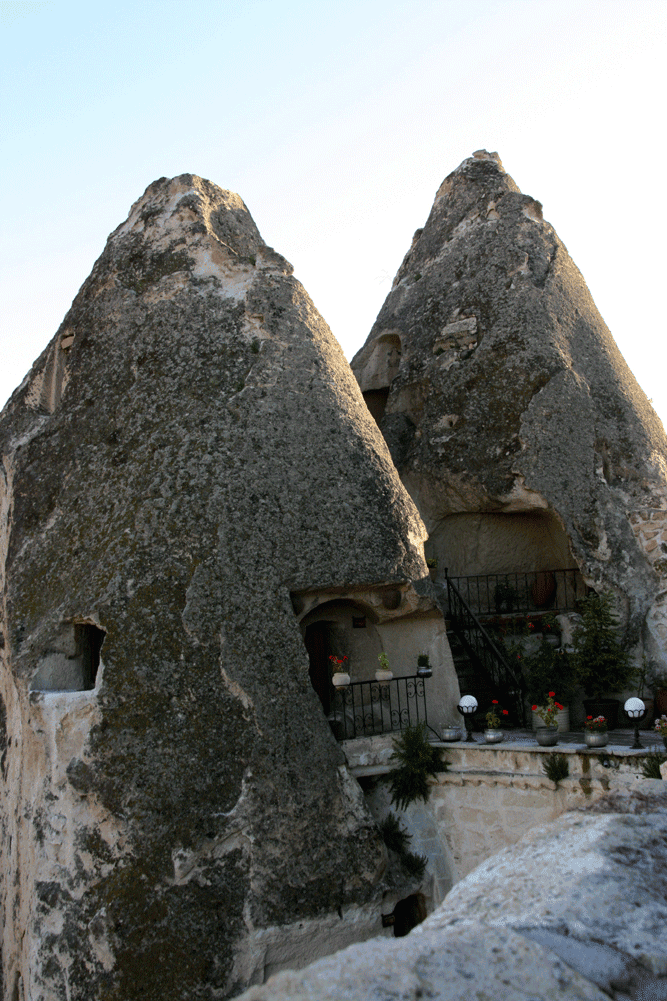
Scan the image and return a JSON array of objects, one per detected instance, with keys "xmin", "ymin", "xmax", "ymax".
[
  {"xmin": 75, "ymin": 623, "xmax": 105, "ymax": 690},
  {"xmin": 304, "ymin": 621, "xmax": 332, "ymax": 714},
  {"xmin": 363, "ymin": 389, "xmax": 390, "ymax": 426},
  {"xmin": 393, "ymin": 893, "xmax": 427, "ymax": 937}
]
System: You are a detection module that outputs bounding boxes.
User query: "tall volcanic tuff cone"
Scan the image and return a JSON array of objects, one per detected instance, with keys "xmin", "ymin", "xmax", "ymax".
[
  {"xmin": 352, "ymin": 151, "xmax": 667, "ymax": 672},
  {"xmin": 0, "ymin": 177, "xmax": 451, "ymax": 1000}
]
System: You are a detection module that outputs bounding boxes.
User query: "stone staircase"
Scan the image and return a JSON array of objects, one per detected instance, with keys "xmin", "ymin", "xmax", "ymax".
[{"xmin": 445, "ymin": 620, "xmax": 498, "ymax": 718}]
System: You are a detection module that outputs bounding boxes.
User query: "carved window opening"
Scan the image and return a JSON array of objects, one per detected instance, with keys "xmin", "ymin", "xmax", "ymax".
[{"xmin": 30, "ymin": 622, "xmax": 106, "ymax": 692}]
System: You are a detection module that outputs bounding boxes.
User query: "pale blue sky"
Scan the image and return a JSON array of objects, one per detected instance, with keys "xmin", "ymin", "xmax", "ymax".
[{"xmin": 2, "ymin": 0, "xmax": 666, "ymax": 428}]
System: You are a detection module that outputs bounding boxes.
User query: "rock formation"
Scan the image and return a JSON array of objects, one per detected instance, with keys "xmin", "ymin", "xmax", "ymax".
[
  {"xmin": 352, "ymin": 151, "xmax": 667, "ymax": 670},
  {"xmin": 0, "ymin": 176, "xmax": 449, "ymax": 999},
  {"xmin": 237, "ymin": 783, "xmax": 667, "ymax": 1000}
]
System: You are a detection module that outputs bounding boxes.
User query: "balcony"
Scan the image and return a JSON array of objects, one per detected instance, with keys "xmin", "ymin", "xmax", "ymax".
[
  {"xmin": 444, "ymin": 568, "xmax": 586, "ymax": 619},
  {"xmin": 327, "ymin": 674, "xmax": 438, "ymax": 742}
]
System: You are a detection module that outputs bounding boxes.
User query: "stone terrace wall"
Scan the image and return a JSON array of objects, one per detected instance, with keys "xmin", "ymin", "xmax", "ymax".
[{"xmin": 345, "ymin": 735, "xmax": 663, "ymax": 895}]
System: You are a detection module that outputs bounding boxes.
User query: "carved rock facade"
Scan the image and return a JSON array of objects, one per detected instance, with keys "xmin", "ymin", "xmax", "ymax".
[
  {"xmin": 353, "ymin": 150, "xmax": 667, "ymax": 669},
  {"xmin": 0, "ymin": 176, "xmax": 442, "ymax": 1000}
]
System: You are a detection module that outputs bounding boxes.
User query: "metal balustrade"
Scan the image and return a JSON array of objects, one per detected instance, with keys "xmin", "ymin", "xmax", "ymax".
[
  {"xmin": 327, "ymin": 674, "xmax": 437, "ymax": 741},
  {"xmin": 444, "ymin": 573, "xmax": 527, "ymax": 726},
  {"xmin": 445, "ymin": 568, "xmax": 585, "ymax": 618}
]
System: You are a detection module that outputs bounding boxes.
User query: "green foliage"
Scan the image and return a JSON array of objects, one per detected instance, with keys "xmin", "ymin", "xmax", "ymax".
[
  {"xmin": 378, "ymin": 812, "xmax": 412, "ymax": 854},
  {"xmin": 401, "ymin": 851, "xmax": 427, "ymax": 881},
  {"xmin": 378, "ymin": 651, "xmax": 390, "ymax": 672},
  {"xmin": 542, "ymin": 753, "xmax": 569, "ymax": 784},
  {"xmin": 640, "ymin": 750, "xmax": 666, "ymax": 780},
  {"xmin": 378, "ymin": 811, "xmax": 427, "ymax": 883},
  {"xmin": 572, "ymin": 592, "xmax": 634, "ymax": 699},
  {"xmin": 494, "ymin": 580, "xmax": 518, "ymax": 611},
  {"xmin": 522, "ymin": 639, "xmax": 577, "ymax": 705},
  {"xmin": 388, "ymin": 723, "xmax": 447, "ymax": 810},
  {"xmin": 417, "ymin": 653, "xmax": 430, "ymax": 667}
]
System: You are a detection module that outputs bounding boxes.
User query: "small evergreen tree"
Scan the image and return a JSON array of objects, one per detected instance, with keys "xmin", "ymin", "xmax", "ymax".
[{"xmin": 572, "ymin": 591, "xmax": 635, "ymax": 699}]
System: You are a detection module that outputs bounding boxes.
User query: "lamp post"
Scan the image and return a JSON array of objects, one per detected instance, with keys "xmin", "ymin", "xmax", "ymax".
[
  {"xmin": 458, "ymin": 695, "xmax": 478, "ymax": 742},
  {"xmin": 624, "ymin": 697, "xmax": 646, "ymax": 750}
]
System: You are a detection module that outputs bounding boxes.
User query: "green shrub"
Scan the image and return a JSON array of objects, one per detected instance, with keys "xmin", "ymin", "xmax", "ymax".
[
  {"xmin": 378, "ymin": 812, "xmax": 412, "ymax": 854},
  {"xmin": 640, "ymin": 750, "xmax": 666, "ymax": 780},
  {"xmin": 378, "ymin": 811, "xmax": 427, "ymax": 883},
  {"xmin": 388, "ymin": 722, "xmax": 447, "ymax": 810},
  {"xmin": 542, "ymin": 753, "xmax": 569, "ymax": 784},
  {"xmin": 572, "ymin": 592, "xmax": 634, "ymax": 699},
  {"xmin": 523, "ymin": 639, "xmax": 577, "ymax": 705},
  {"xmin": 401, "ymin": 851, "xmax": 427, "ymax": 881}
]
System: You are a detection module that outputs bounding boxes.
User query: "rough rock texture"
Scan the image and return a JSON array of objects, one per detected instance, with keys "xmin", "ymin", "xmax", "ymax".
[
  {"xmin": 238, "ymin": 785, "xmax": 667, "ymax": 1001},
  {"xmin": 0, "ymin": 175, "xmax": 431, "ymax": 1000},
  {"xmin": 352, "ymin": 151, "xmax": 667, "ymax": 665}
]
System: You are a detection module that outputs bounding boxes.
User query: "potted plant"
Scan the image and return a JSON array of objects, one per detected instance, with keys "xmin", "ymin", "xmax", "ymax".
[
  {"xmin": 494, "ymin": 579, "xmax": 517, "ymax": 613},
  {"xmin": 426, "ymin": 557, "xmax": 438, "ymax": 581},
  {"xmin": 523, "ymin": 638, "xmax": 575, "ymax": 733},
  {"xmin": 572, "ymin": 591, "xmax": 635, "ymax": 730},
  {"xmin": 329, "ymin": 654, "xmax": 350, "ymax": 687},
  {"xmin": 375, "ymin": 651, "xmax": 393, "ymax": 684},
  {"xmin": 654, "ymin": 715, "xmax": 667, "ymax": 750},
  {"xmin": 583, "ymin": 715, "xmax": 609, "ymax": 748},
  {"xmin": 532, "ymin": 693, "xmax": 563, "ymax": 746},
  {"xmin": 440, "ymin": 721, "xmax": 462, "ymax": 742},
  {"xmin": 484, "ymin": 700, "xmax": 508, "ymax": 743},
  {"xmin": 416, "ymin": 653, "xmax": 432, "ymax": 678}
]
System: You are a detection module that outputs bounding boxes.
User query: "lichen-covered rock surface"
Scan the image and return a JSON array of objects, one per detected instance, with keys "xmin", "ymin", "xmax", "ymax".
[
  {"xmin": 352, "ymin": 151, "xmax": 667, "ymax": 660},
  {"xmin": 237, "ymin": 784, "xmax": 667, "ymax": 1001},
  {"xmin": 0, "ymin": 175, "xmax": 428, "ymax": 999}
]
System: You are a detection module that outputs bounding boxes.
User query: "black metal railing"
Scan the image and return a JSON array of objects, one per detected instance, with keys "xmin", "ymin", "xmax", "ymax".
[
  {"xmin": 328, "ymin": 675, "xmax": 436, "ymax": 741},
  {"xmin": 445, "ymin": 569, "xmax": 585, "ymax": 618},
  {"xmin": 445, "ymin": 572, "xmax": 526, "ymax": 725}
]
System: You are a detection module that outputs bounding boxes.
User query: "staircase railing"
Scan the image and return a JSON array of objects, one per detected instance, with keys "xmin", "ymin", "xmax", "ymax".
[{"xmin": 443, "ymin": 570, "xmax": 526, "ymax": 725}]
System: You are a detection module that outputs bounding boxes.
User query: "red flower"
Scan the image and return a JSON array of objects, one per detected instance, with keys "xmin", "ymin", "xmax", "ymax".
[
  {"xmin": 502, "ymin": 710, "xmax": 509, "ymax": 715},
  {"xmin": 556, "ymin": 703, "xmax": 563, "ymax": 710},
  {"xmin": 586, "ymin": 715, "xmax": 593, "ymax": 720},
  {"xmin": 532, "ymin": 705, "xmax": 537, "ymax": 711},
  {"xmin": 492, "ymin": 700, "xmax": 498, "ymax": 704},
  {"xmin": 548, "ymin": 691, "xmax": 555, "ymax": 698},
  {"xmin": 527, "ymin": 622, "xmax": 535, "ymax": 629}
]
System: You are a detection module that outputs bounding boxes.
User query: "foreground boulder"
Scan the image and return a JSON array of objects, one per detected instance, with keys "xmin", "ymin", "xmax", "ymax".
[
  {"xmin": 238, "ymin": 785, "xmax": 667, "ymax": 1000},
  {"xmin": 0, "ymin": 176, "xmax": 436, "ymax": 1000},
  {"xmin": 352, "ymin": 151, "xmax": 667, "ymax": 669}
]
